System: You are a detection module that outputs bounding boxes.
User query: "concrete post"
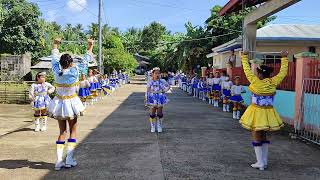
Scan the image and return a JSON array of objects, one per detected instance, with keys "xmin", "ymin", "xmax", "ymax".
[
  {"xmin": 201, "ymin": 67, "xmax": 207, "ymax": 77},
  {"xmin": 294, "ymin": 52, "xmax": 317, "ymax": 129},
  {"xmin": 243, "ymin": 24, "xmax": 257, "ymax": 60}
]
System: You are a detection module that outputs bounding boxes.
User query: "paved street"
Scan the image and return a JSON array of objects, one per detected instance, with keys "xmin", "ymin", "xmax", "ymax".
[{"xmin": 0, "ymin": 78, "xmax": 320, "ymax": 180}]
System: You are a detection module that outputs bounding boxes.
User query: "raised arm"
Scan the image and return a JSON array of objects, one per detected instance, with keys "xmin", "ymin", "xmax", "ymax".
[
  {"xmin": 241, "ymin": 52, "xmax": 258, "ymax": 83},
  {"xmin": 83, "ymin": 39, "xmax": 94, "ymax": 64},
  {"xmin": 51, "ymin": 38, "xmax": 62, "ymax": 76},
  {"xmin": 271, "ymin": 51, "xmax": 289, "ymax": 85}
]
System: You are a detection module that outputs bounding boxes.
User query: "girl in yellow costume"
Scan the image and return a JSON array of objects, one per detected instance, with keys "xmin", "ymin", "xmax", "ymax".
[{"xmin": 240, "ymin": 51, "xmax": 288, "ymax": 171}]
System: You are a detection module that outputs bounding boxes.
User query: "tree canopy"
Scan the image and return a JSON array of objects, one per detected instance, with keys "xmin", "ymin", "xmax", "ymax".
[{"xmin": 0, "ymin": 1, "xmax": 275, "ymax": 74}]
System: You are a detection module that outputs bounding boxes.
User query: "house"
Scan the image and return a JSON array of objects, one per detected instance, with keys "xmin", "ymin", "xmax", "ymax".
[
  {"xmin": 31, "ymin": 54, "xmax": 97, "ymax": 80},
  {"xmin": 0, "ymin": 53, "xmax": 31, "ymax": 81},
  {"xmin": 206, "ymin": 24, "xmax": 320, "ymax": 68}
]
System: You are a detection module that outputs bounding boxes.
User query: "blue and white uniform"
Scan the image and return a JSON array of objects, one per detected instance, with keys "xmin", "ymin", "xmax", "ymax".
[
  {"xmin": 48, "ymin": 49, "xmax": 92, "ymax": 120},
  {"xmin": 29, "ymin": 82, "xmax": 55, "ymax": 110},
  {"xmin": 221, "ymin": 80, "xmax": 233, "ymax": 97},
  {"xmin": 212, "ymin": 77, "xmax": 222, "ymax": 91},
  {"xmin": 146, "ymin": 79, "xmax": 170, "ymax": 107},
  {"xmin": 230, "ymin": 85, "xmax": 245, "ymax": 103},
  {"xmin": 78, "ymin": 79, "xmax": 91, "ymax": 100}
]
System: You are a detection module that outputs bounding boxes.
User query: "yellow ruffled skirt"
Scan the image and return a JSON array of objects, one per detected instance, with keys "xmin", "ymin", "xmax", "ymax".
[{"xmin": 240, "ymin": 104, "xmax": 284, "ymax": 131}]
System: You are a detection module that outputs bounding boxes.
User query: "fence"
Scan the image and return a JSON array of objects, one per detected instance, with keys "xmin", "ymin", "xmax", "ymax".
[
  {"xmin": 309, "ymin": 60, "xmax": 320, "ymax": 78},
  {"xmin": 230, "ymin": 61, "xmax": 296, "ymax": 91},
  {"xmin": 0, "ymin": 81, "xmax": 32, "ymax": 104},
  {"xmin": 295, "ymin": 78, "xmax": 320, "ymax": 145}
]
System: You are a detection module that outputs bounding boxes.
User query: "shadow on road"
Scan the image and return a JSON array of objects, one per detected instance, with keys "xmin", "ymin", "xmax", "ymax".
[
  {"xmin": 40, "ymin": 92, "xmax": 165, "ymax": 180},
  {"xmin": 0, "ymin": 159, "xmax": 54, "ymax": 170}
]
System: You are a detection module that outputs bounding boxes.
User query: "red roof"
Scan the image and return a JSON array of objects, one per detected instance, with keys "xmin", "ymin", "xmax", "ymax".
[{"xmin": 219, "ymin": 0, "xmax": 268, "ymax": 16}]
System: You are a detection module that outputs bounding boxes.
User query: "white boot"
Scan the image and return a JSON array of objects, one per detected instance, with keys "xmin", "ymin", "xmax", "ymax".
[
  {"xmin": 226, "ymin": 104, "xmax": 230, "ymax": 112},
  {"xmin": 236, "ymin": 110, "xmax": 241, "ymax": 120},
  {"xmin": 251, "ymin": 145, "xmax": 265, "ymax": 171},
  {"xmin": 150, "ymin": 118, "xmax": 156, "ymax": 133},
  {"xmin": 55, "ymin": 142, "xmax": 65, "ymax": 171},
  {"xmin": 40, "ymin": 116, "xmax": 47, "ymax": 131},
  {"xmin": 34, "ymin": 117, "xmax": 40, "ymax": 132},
  {"xmin": 65, "ymin": 140, "xmax": 77, "ymax": 168},
  {"xmin": 209, "ymin": 99, "xmax": 211, "ymax": 104},
  {"xmin": 215, "ymin": 100, "xmax": 219, "ymax": 107},
  {"xmin": 157, "ymin": 118, "xmax": 163, "ymax": 133},
  {"xmin": 223, "ymin": 104, "xmax": 226, "ymax": 112},
  {"xmin": 262, "ymin": 142, "xmax": 269, "ymax": 168},
  {"xmin": 232, "ymin": 111, "xmax": 237, "ymax": 119}
]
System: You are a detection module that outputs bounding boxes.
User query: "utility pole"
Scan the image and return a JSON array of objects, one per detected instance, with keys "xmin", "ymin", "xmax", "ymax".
[{"xmin": 98, "ymin": 0, "xmax": 103, "ymax": 73}]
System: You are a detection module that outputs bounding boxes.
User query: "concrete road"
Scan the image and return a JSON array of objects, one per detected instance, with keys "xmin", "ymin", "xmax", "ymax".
[{"xmin": 0, "ymin": 77, "xmax": 320, "ymax": 180}]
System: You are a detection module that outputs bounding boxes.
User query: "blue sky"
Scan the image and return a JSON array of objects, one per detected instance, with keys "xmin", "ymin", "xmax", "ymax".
[{"xmin": 28, "ymin": 0, "xmax": 319, "ymax": 32}]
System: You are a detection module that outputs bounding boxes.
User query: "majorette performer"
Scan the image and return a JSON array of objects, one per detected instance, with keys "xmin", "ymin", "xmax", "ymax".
[
  {"xmin": 146, "ymin": 67, "xmax": 170, "ymax": 133},
  {"xmin": 48, "ymin": 38, "xmax": 94, "ymax": 171},
  {"xmin": 221, "ymin": 75, "xmax": 233, "ymax": 112},
  {"xmin": 212, "ymin": 71, "xmax": 222, "ymax": 107},
  {"xmin": 240, "ymin": 51, "xmax": 288, "ymax": 171},
  {"xmin": 230, "ymin": 76, "xmax": 246, "ymax": 119},
  {"xmin": 29, "ymin": 72, "xmax": 55, "ymax": 132}
]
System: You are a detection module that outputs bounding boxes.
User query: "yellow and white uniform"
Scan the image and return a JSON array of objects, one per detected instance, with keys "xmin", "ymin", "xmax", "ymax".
[{"xmin": 240, "ymin": 54, "xmax": 288, "ymax": 131}]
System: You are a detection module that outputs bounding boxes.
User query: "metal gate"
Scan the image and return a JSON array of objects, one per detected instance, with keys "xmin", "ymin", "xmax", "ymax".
[{"xmin": 295, "ymin": 78, "xmax": 320, "ymax": 145}]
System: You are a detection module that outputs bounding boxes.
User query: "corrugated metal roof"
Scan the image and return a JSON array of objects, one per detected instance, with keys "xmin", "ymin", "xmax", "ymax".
[
  {"xmin": 257, "ymin": 24, "xmax": 320, "ymax": 41},
  {"xmin": 31, "ymin": 61, "xmax": 51, "ymax": 69},
  {"xmin": 207, "ymin": 24, "xmax": 320, "ymax": 56}
]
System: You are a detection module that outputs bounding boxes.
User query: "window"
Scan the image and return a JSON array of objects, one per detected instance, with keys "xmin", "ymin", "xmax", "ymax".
[
  {"xmin": 8, "ymin": 64, "xmax": 14, "ymax": 71},
  {"xmin": 309, "ymin": 46, "xmax": 316, "ymax": 53}
]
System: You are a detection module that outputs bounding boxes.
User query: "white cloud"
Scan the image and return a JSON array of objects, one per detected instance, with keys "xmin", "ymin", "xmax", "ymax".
[{"xmin": 67, "ymin": 0, "xmax": 87, "ymax": 12}]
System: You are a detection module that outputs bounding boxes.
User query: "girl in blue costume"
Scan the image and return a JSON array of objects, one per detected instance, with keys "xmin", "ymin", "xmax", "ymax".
[
  {"xmin": 48, "ymin": 38, "xmax": 94, "ymax": 171},
  {"xmin": 78, "ymin": 74, "xmax": 91, "ymax": 107},
  {"xmin": 212, "ymin": 71, "xmax": 222, "ymax": 107},
  {"xmin": 221, "ymin": 75, "xmax": 233, "ymax": 112},
  {"xmin": 198, "ymin": 77, "xmax": 207, "ymax": 101},
  {"xmin": 101, "ymin": 75, "xmax": 113, "ymax": 96},
  {"xmin": 230, "ymin": 76, "xmax": 246, "ymax": 119},
  {"xmin": 29, "ymin": 72, "xmax": 55, "ymax": 132},
  {"xmin": 206, "ymin": 72, "xmax": 214, "ymax": 105},
  {"xmin": 88, "ymin": 69, "xmax": 97, "ymax": 103},
  {"xmin": 146, "ymin": 67, "xmax": 170, "ymax": 133},
  {"xmin": 191, "ymin": 74, "xmax": 199, "ymax": 98}
]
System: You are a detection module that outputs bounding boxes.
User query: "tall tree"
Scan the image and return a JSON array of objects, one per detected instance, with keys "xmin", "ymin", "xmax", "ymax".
[
  {"xmin": 140, "ymin": 22, "xmax": 168, "ymax": 52},
  {"xmin": 0, "ymin": 0, "xmax": 42, "ymax": 55}
]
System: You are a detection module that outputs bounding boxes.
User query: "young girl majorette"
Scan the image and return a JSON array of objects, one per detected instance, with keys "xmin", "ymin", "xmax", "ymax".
[
  {"xmin": 206, "ymin": 72, "xmax": 214, "ymax": 105},
  {"xmin": 198, "ymin": 77, "xmax": 207, "ymax": 101},
  {"xmin": 240, "ymin": 51, "xmax": 288, "ymax": 171},
  {"xmin": 230, "ymin": 76, "xmax": 246, "ymax": 119},
  {"xmin": 146, "ymin": 67, "xmax": 170, "ymax": 133},
  {"xmin": 191, "ymin": 75, "xmax": 199, "ymax": 98},
  {"xmin": 29, "ymin": 72, "xmax": 55, "ymax": 132},
  {"xmin": 221, "ymin": 75, "xmax": 233, "ymax": 112},
  {"xmin": 78, "ymin": 74, "xmax": 91, "ymax": 107},
  {"xmin": 212, "ymin": 71, "xmax": 222, "ymax": 107},
  {"xmin": 101, "ymin": 75, "xmax": 113, "ymax": 96},
  {"xmin": 93, "ymin": 70, "xmax": 102, "ymax": 100},
  {"xmin": 48, "ymin": 38, "xmax": 94, "ymax": 171},
  {"xmin": 88, "ymin": 69, "xmax": 98, "ymax": 104},
  {"xmin": 187, "ymin": 75, "xmax": 193, "ymax": 95}
]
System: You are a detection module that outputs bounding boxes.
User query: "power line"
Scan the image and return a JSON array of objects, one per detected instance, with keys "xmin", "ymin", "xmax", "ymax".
[
  {"xmin": 70, "ymin": 0, "xmax": 98, "ymax": 17},
  {"xmin": 137, "ymin": 32, "xmax": 239, "ymax": 46}
]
